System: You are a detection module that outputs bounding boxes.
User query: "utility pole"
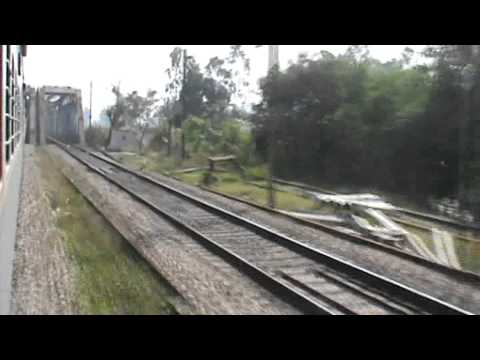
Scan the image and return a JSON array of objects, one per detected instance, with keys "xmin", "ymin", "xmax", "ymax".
[
  {"xmin": 267, "ymin": 45, "xmax": 280, "ymax": 208},
  {"xmin": 89, "ymin": 81, "xmax": 93, "ymax": 127},
  {"xmin": 181, "ymin": 49, "xmax": 187, "ymax": 160},
  {"xmin": 459, "ymin": 56, "xmax": 478, "ymax": 214},
  {"xmin": 167, "ymin": 99, "xmax": 172, "ymax": 156}
]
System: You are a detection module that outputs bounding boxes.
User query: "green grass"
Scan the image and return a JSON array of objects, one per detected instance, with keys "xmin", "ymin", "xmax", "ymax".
[
  {"xmin": 116, "ymin": 151, "xmax": 208, "ymax": 175},
  {"xmin": 400, "ymin": 223, "xmax": 436, "ymax": 253},
  {"xmin": 38, "ymin": 149, "xmax": 178, "ymax": 315},
  {"xmin": 244, "ymin": 164, "xmax": 268, "ymax": 180},
  {"xmin": 176, "ymin": 171, "xmax": 205, "ymax": 186},
  {"xmin": 454, "ymin": 238, "xmax": 480, "ymax": 274},
  {"xmin": 276, "ymin": 192, "xmax": 318, "ymax": 211},
  {"xmin": 213, "ymin": 181, "xmax": 268, "ymax": 203},
  {"xmin": 400, "ymin": 221, "xmax": 480, "ymax": 274},
  {"xmin": 118, "ymin": 151, "xmax": 330, "ymax": 213},
  {"xmin": 210, "ymin": 177, "xmax": 317, "ymax": 211},
  {"xmin": 214, "ymin": 168, "xmax": 480, "ymax": 273}
]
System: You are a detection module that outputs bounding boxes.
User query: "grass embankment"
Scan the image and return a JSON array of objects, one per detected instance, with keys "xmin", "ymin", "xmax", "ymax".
[
  {"xmin": 116, "ymin": 151, "xmax": 207, "ymax": 175},
  {"xmin": 454, "ymin": 238, "xmax": 480, "ymax": 274},
  {"xmin": 213, "ymin": 181, "xmax": 314, "ymax": 211},
  {"xmin": 115, "ymin": 152, "xmax": 331, "ymax": 213},
  {"xmin": 388, "ymin": 218, "xmax": 480, "ymax": 273},
  {"xmin": 37, "ymin": 148, "xmax": 178, "ymax": 315}
]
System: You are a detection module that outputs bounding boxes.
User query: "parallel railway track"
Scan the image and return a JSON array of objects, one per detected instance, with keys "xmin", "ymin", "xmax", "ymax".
[
  {"xmin": 49, "ymin": 138, "xmax": 473, "ymax": 315},
  {"xmin": 197, "ymin": 185, "xmax": 480, "ymax": 278},
  {"xmin": 223, "ymin": 178, "xmax": 479, "ymax": 244},
  {"xmin": 271, "ymin": 178, "xmax": 480, "ymax": 232}
]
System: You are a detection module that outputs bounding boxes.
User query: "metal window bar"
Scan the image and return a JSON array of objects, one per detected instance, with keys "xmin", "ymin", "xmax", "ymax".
[{"xmin": 4, "ymin": 45, "xmax": 22, "ymax": 165}]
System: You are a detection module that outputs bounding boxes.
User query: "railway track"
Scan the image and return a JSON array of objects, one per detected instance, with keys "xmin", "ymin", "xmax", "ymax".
[
  {"xmin": 196, "ymin": 185, "xmax": 480, "ymax": 280},
  {"xmin": 272, "ymin": 178, "xmax": 480, "ymax": 232},
  {"xmin": 243, "ymin": 179, "xmax": 480, "ymax": 243},
  {"xmin": 49, "ymin": 138, "xmax": 473, "ymax": 315}
]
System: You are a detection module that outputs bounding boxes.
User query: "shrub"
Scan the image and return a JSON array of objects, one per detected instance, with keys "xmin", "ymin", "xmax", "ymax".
[
  {"xmin": 148, "ymin": 129, "xmax": 168, "ymax": 152},
  {"xmin": 183, "ymin": 117, "xmax": 255, "ymax": 165},
  {"xmin": 85, "ymin": 126, "xmax": 108, "ymax": 149}
]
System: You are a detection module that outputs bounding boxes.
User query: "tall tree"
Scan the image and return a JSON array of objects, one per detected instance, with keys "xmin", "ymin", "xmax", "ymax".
[
  {"xmin": 205, "ymin": 45, "xmax": 252, "ymax": 111},
  {"xmin": 252, "ymin": 48, "xmax": 435, "ymax": 198},
  {"xmin": 124, "ymin": 89, "xmax": 159, "ymax": 154},
  {"xmin": 423, "ymin": 45, "xmax": 480, "ymax": 213},
  {"xmin": 165, "ymin": 47, "xmax": 184, "ymax": 155},
  {"xmin": 104, "ymin": 85, "xmax": 127, "ymax": 149}
]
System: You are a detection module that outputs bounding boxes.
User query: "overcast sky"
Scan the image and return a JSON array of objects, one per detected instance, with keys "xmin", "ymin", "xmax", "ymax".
[{"xmin": 24, "ymin": 45, "xmax": 427, "ymax": 122}]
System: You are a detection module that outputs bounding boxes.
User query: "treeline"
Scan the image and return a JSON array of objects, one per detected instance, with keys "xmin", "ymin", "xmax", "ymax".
[
  {"xmin": 99, "ymin": 45, "xmax": 480, "ymax": 216},
  {"xmin": 159, "ymin": 46, "xmax": 254, "ymax": 159},
  {"xmin": 252, "ymin": 46, "xmax": 480, "ymax": 215},
  {"xmin": 98, "ymin": 46, "xmax": 255, "ymax": 159}
]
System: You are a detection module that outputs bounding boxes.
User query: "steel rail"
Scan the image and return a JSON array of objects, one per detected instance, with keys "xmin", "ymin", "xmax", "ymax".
[
  {"xmin": 271, "ymin": 178, "xmax": 480, "ymax": 231},
  {"xmin": 195, "ymin": 185, "xmax": 480, "ymax": 282},
  {"xmin": 76, "ymin": 143, "xmax": 473, "ymax": 315},
  {"xmin": 50, "ymin": 139, "xmax": 474, "ymax": 315},
  {"xmin": 49, "ymin": 139, "xmax": 337, "ymax": 314}
]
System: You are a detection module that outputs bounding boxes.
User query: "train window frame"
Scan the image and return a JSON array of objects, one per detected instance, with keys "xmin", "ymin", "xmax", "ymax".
[
  {"xmin": 0, "ymin": 45, "xmax": 24, "ymax": 192},
  {"xmin": 4, "ymin": 45, "xmax": 22, "ymax": 166},
  {"xmin": 0, "ymin": 46, "xmax": 3, "ymax": 182}
]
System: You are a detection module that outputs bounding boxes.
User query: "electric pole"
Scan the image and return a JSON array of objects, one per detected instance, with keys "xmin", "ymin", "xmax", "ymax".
[
  {"xmin": 267, "ymin": 45, "xmax": 279, "ymax": 208},
  {"xmin": 167, "ymin": 98, "xmax": 172, "ymax": 156},
  {"xmin": 89, "ymin": 81, "xmax": 93, "ymax": 128},
  {"xmin": 181, "ymin": 49, "xmax": 187, "ymax": 160}
]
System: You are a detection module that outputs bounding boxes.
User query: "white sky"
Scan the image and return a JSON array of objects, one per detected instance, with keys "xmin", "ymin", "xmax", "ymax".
[{"xmin": 24, "ymin": 45, "xmax": 426, "ymax": 122}]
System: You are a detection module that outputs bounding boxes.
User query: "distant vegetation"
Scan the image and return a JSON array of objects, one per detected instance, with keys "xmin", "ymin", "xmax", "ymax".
[
  {"xmin": 102, "ymin": 45, "xmax": 256, "ymax": 162},
  {"xmin": 252, "ymin": 45, "xmax": 480, "ymax": 217},
  {"xmin": 100, "ymin": 45, "xmax": 480, "ymax": 218},
  {"xmin": 183, "ymin": 117, "xmax": 255, "ymax": 165},
  {"xmin": 85, "ymin": 125, "xmax": 108, "ymax": 149}
]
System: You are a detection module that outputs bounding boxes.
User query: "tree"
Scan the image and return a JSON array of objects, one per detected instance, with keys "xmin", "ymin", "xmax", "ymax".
[
  {"xmin": 401, "ymin": 47, "xmax": 415, "ymax": 67},
  {"xmin": 252, "ymin": 48, "xmax": 433, "ymax": 195},
  {"xmin": 124, "ymin": 89, "xmax": 159, "ymax": 154},
  {"xmin": 342, "ymin": 45, "xmax": 371, "ymax": 63},
  {"xmin": 181, "ymin": 54, "xmax": 206, "ymax": 120},
  {"xmin": 165, "ymin": 47, "xmax": 184, "ymax": 102},
  {"xmin": 165, "ymin": 47, "xmax": 206, "ymax": 159},
  {"xmin": 165, "ymin": 47, "xmax": 184, "ymax": 156},
  {"xmin": 164, "ymin": 45, "xmax": 255, "ymax": 131},
  {"xmin": 423, "ymin": 45, "xmax": 480, "ymax": 214},
  {"xmin": 205, "ymin": 45, "xmax": 251, "ymax": 109},
  {"xmin": 201, "ymin": 77, "xmax": 231, "ymax": 124},
  {"xmin": 250, "ymin": 45, "xmax": 480, "ymax": 218},
  {"xmin": 165, "ymin": 47, "xmax": 203, "ymax": 123},
  {"xmin": 104, "ymin": 85, "xmax": 127, "ymax": 149}
]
